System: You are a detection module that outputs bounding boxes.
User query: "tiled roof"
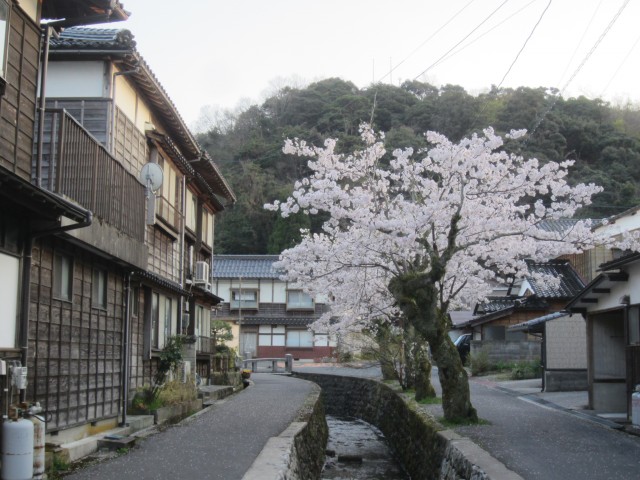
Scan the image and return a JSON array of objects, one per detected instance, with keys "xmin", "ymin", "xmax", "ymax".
[
  {"xmin": 237, "ymin": 317, "xmax": 314, "ymax": 326},
  {"xmin": 49, "ymin": 28, "xmax": 235, "ymax": 204},
  {"xmin": 525, "ymin": 259, "xmax": 585, "ymax": 299},
  {"xmin": 508, "ymin": 311, "xmax": 569, "ymax": 333},
  {"xmin": 537, "ymin": 218, "xmax": 581, "ymax": 233},
  {"xmin": 50, "ymin": 27, "xmax": 134, "ymax": 49},
  {"xmin": 473, "ymin": 297, "xmax": 518, "ymax": 315},
  {"xmin": 212, "ymin": 255, "xmax": 282, "ymax": 279},
  {"xmin": 42, "ymin": 1, "xmax": 129, "ymax": 28}
]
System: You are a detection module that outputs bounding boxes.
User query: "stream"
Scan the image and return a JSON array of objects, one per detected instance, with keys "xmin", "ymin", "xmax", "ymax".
[{"xmin": 321, "ymin": 415, "xmax": 408, "ymax": 480}]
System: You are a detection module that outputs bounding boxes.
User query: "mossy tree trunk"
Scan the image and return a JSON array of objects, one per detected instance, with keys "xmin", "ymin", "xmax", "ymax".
[{"xmin": 389, "ymin": 271, "xmax": 477, "ymax": 422}]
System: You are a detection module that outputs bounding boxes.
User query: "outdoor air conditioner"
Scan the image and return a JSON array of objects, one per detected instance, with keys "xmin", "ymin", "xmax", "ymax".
[{"xmin": 194, "ymin": 261, "xmax": 209, "ymax": 285}]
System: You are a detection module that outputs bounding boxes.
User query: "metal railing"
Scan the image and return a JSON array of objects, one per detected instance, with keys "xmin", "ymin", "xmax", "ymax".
[
  {"xmin": 36, "ymin": 109, "xmax": 145, "ymax": 241},
  {"xmin": 242, "ymin": 355, "xmax": 293, "ymax": 374}
]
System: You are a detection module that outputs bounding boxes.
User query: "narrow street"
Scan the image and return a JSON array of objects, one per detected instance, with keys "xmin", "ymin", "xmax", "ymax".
[{"xmin": 421, "ymin": 369, "xmax": 640, "ymax": 480}]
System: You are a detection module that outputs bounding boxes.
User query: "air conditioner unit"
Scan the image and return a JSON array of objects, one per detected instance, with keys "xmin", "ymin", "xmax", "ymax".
[
  {"xmin": 204, "ymin": 283, "xmax": 213, "ymax": 293},
  {"xmin": 194, "ymin": 261, "xmax": 209, "ymax": 285}
]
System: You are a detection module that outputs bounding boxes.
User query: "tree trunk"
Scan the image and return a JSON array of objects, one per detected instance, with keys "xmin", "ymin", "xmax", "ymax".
[
  {"xmin": 414, "ymin": 345, "xmax": 436, "ymax": 401},
  {"xmin": 389, "ymin": 273, "xmax": 477, "ymax": 422}
]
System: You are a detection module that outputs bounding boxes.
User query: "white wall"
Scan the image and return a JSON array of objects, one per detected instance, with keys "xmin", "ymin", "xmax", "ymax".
[
  {"xmin": 546, "ymin": 315, "xmax": 587, "ymax": 369},
  {"xmin": 0, "ymin": 253, "xmax": 19, "ymax": 349},
  {"xmin": 596, "ymin": 209, "xmax": 640, "ymax": 237},
  {"xmin": 46, "ymin": 61, "xmax": 106, "ymax": 97}
]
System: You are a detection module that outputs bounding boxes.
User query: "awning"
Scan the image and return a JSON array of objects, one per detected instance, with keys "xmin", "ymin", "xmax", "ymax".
[
  {"xmin": 237, "ymin": 317, "xmax": 316, "ymax": 327},
  {"xmin": 0, "ymin": 166, "xmax": 90, "ymax": 224},
  {"xmin": 134, "ymin": 270, "xmax": 190, "ymax": 297},
  {"xmin": 508, "ymin": 311, "xmax": 570, "ymax": 333}
]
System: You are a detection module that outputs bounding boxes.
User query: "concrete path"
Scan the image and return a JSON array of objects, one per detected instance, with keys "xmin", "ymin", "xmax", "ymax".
[
  {"xmin": 66, "ymin": 374, "xmax": 314, "ymax": 480},
  {"xmin": 423, "ymin": 372, "xmax": 640, "ymax": 480}
]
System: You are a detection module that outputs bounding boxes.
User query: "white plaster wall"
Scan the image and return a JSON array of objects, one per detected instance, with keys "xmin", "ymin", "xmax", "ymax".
[
  {"xmin": 113, "ymin": 69, "xmax": 152, "ymax": 131},
  {"xmin": 545, "ymin": 315, "xmax": 587, "ymax": 369},
  {"xmin": 46, "ymin": 61, "xmax": 106, "ymax": 97},
  {"xmin": 585, "ymin": 262, "xmax": 640, "ymax": 312},
  {"xmin": 596, "ymin": 210, "xmax": 640, "ymax": 237},
  {"xmin": 0, "ymin": 253, "xmax": 19, "ymax": 349}
]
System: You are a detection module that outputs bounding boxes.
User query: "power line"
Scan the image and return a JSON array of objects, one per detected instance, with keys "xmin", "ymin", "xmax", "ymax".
[
  {"xmin": 496, "ymin": 0, "xmax": 552, "ymax": 89},
  {"xmin": 556, "ymin": 0, "xmax": 604, "ymax": 88},
  {"xmin": 600, "ymin": 31, "xmax": 640, "ymax": 97},
  {"xmin": 527, "ymin": 0, "xmax": 631, "ymax": 139},
  {"xmin": 376, "ymin": 0, "xmax": 477, "ymax": 84},
  {"xmin": 435, "ymin": 0, "xmax": 539, "ymax": 71},
  {"xmin": 413, "ymin": 0, "xmax": 511, "ymax": 81}
]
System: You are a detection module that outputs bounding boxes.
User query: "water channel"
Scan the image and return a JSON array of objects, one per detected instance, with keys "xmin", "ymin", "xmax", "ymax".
[{"xmin": 321, "ymin": 415, "xmax": 408, "ymax": 480}]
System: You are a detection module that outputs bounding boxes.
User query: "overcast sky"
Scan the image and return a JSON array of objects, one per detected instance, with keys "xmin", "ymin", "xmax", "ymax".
[{"xmin": 108, "ymin": 0, "xmax": 640, "ymax": 128}]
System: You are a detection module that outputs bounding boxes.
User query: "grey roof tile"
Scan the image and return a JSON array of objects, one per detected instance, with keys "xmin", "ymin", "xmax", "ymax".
[
  {"xmin": 212, "ymin": 255, "xmax": 282, "ymax": 279},
  {"xmin": 525, "ymin": 259, "xmax": 585, "ymax": 299}
]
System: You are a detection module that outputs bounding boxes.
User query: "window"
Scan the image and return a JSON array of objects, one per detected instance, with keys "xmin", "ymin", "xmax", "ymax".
[
  {"xmin": 0, "ymin": 0, "xmax": 9, "ymax": 82},
  {"xmin": 53, "ymin": 253, "xmax": 73, "ymax": 302},
  {"xmin": 0, "ymin": 252, "xmax": 19, "ymax": 349},
  {"xmin": 150, "ymin": 292, "xmax": 176, "ymax": 349},
  {"xmin": 286, "ymin": 290, "xmax": 314, "ymax": 310},
  {"xmin": 259, "ymin": 325, "xmax": 285, "ymax": 346},
  {"xmin": 186, "ymin": 191, "xmax": 197, "ymax": 232},
  {"xmin": 202, "ymin": 208, "xmax": 214, "ymax": 247},
  {"xmin": 130, "ymin": 287, "xmax": 140, "ymax": 317},
  {"xmin": 286, "ymin": 329, "xmax": 313, "ymax": 348},
  {"xmin": 92, "ymin": 268, "xmax": 107, "ymax": 309},
  {"xmin": 230, "ymin": 289, "xmax": 258, "ymax": 310}
]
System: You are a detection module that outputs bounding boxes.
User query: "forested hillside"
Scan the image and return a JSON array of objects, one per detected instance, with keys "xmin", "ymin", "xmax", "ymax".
[{"xmin": 196, "ymin": 79, "xmax": 640, "ymax": 254}]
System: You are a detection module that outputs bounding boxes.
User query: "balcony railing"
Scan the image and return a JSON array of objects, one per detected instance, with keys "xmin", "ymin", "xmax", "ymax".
[
  {"xmin": 156, "ymin": 195, "xmax": 181, "ymax": 233},
  {"xmin": 197, "ymin": 336, "xmax": 215, "ymax": 354},
  {"xmin": 36, "ymin": 109, "xmax": 145, "ymax": 242}
]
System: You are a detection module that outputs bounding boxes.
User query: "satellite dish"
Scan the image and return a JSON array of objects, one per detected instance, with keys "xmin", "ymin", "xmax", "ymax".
[{"xmin": 139, "ymin": 163, "xmax": 164, "ymax": 192}]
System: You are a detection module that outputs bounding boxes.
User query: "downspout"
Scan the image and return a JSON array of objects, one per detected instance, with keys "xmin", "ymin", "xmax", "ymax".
[
  {"xmin": 35, "ymin": 25, "xmax": 52, "ymax": 188},
  {"xmin": 178, "ymin": 175, "xmax": 186, "ymax": 334},
  {"xmin": 121, "ymin": 272, "xmax": 132, "ymax": 427},
  {"xmin": 19, "ymin": 211, "xmax": 93, "ymax": 402}
]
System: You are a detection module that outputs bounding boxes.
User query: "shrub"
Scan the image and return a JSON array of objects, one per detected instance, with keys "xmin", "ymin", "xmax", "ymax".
[
  {"xmin": 470, "ymin": 349, "xmax": 490, "ymax": 376},
  {"xmin": 510, "ymin": 361, "xmax": 542, "ymax": 380}
]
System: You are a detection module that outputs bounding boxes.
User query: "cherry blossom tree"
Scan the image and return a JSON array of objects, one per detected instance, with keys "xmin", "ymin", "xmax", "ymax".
[{"xmin": 266, "ymin": 125, "xmax": 617, "ymax": 421}]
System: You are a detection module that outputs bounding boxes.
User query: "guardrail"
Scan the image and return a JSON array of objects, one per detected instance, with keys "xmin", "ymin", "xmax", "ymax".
[{"xmin": 242, "ymin": 354, "xmax": 293, "ymax": 374}]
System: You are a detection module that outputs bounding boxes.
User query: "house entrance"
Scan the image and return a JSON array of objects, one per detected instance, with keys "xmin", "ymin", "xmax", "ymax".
[{"xmin": 240, "ymin": 332, "xmax": 257, "ymax": 358}]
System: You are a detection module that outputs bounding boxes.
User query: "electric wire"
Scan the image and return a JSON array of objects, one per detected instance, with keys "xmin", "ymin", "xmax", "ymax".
[
  {"xmin": 556, "ymin": 0, "xmax": 604, "ymax": 89},
  {"xmin": 413, "ymin": 0, "xmax": 511, "ymax": 80},
  {"xmin": 435, "ymin": 0, "xmax": 539, "ymax": 71},
  {"xmin": 527, "ymin": 0, "xmax": 631, "ymax": 139},
  {"xmin": 600, "ymin": 31, "xmax": 640, "ymax": 97},
  {"xmin": 495, "ymin": 0, "xmax": 552, "ymax": 89},
  {"xmin": 376, "ymin": 0, "xmax": 477, "ymax": 84}
]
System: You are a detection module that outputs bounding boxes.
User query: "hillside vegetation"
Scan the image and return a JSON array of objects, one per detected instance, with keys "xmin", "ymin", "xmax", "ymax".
[{"xmin": 196, "ymin": 79, "xmax": 640, "ymax": 254}]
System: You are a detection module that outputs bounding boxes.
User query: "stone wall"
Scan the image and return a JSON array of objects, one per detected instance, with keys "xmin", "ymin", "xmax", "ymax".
[
  {"xmin": 295, "ymin": 373, "xmax": 521, "ymax": 480},
  {"xmin": 471, "ymin": 340, "xmax": 541, "ymax": 364}
]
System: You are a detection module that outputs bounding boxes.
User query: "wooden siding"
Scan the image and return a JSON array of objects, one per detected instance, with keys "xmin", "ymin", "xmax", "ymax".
[
  {"xmin": 114, "ymin": 106, "xmax": 148, "ymax": 174},
  {"xmin": 45, "ymin": 98, "xmax": 111, "ymax": 147},
  {"xmin": 0, "ymin": 6, "xmax": 39, "ymax": 180},
  {"xmin": 28, "ymin": 238, "xmax": 124, "ymax": 431},
  {"xmin": 147, "ymin": 225, "xmax": 180, "ymax": 283},
  {"xmin": 36, "ymin": 109, "xmax": 145, "ymax": 241}
]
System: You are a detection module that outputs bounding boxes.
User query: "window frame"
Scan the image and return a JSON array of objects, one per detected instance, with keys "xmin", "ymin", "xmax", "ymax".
[
  {"xmin": 0, "ymin": 0, "xmax": 10, "ymax": 88},
  {"xmin": 286, "ymin": 289, "xmax": 314, "ymax": 311},
  {"xmin": 286, "ymin": 329, "xmax": 314, "ymax": 348},
  {"xmin": 53, "ymin": 252, "xmax": 73, "ymax": 302},
  {"xmin": 258, "ymin": 325, "xmax": 285, "ymax": 347},
  {"xmin": 230, "ymin": 289, "xmax": 259, "ymax": 310},
  {"xmin": 92, "ymin": 267, "xmax": 108, "ymax": 310}
]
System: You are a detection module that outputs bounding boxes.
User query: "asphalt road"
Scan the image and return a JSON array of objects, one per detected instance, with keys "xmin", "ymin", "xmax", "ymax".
[
  {"xmin": 66, "ymin": 374, "xmax": 314, "ymax": 480},
  {"xmin": 423, "ymin": 371, "xmax": 640, "ymax": 480}
]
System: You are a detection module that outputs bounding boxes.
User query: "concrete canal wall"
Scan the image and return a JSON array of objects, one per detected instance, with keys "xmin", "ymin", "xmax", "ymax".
[{"xmin": 295, "ymin": 373, "xmax": 520, "ymax": 480}]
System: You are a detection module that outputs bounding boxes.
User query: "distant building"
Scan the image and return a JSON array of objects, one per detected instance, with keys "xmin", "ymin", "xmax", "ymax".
[{"xmin": 212, "ymin": 255, "xmax": 335, "ymax": 361}]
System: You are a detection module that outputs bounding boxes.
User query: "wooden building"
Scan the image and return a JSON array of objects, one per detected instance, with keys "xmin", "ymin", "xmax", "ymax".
[
  {"xmin": 2, "ymin": 16, "xmax": 235, "ymax": 442},
  {"xmin": 0, "ymin": 0, "xmax": 128, "ymax": 434}
]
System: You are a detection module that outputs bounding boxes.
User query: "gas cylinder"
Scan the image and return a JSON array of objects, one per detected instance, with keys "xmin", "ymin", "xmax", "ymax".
[
  {"xmin": 30, "ymin": 413, "xmax": 46, "ymax": 480},
  {"xmin": 1, "ymin": 418, "xmax": 34, "ymax": 480}
]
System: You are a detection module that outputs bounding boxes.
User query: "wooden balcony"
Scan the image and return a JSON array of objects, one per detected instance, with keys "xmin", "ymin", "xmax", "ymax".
[
  {"xmin": 196, "ymin": 336, "xmax": 215, "ymax": 354},
  {"xmin": 36, "ymin": 109, "xmax": 145, "ymax": 242}
]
